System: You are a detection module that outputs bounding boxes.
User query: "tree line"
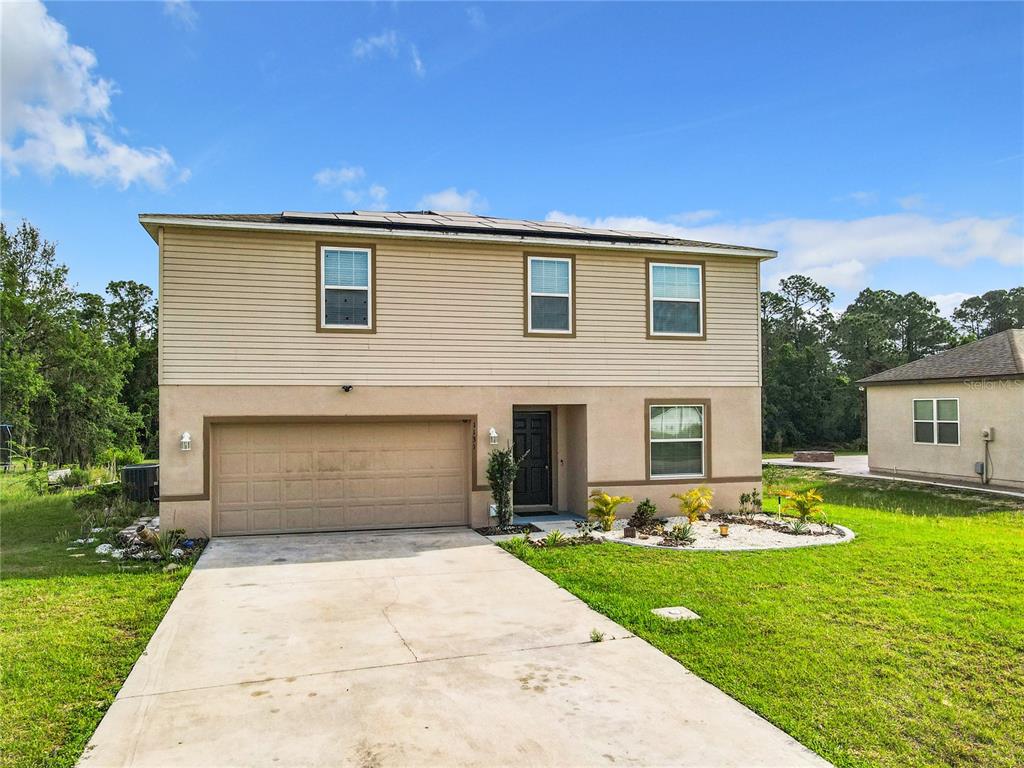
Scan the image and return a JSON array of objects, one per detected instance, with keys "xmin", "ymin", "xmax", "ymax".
[
  {"xmin": 761, "ymin": 275, "xmax": 1022, "ymax": 451},
  {"xmin": 1, "ymin": 219, "xmax": 1020, "ymax": 466},
  {"xmin": 1, "ymin": 221, "xmax": 157, "ymax": 466}
]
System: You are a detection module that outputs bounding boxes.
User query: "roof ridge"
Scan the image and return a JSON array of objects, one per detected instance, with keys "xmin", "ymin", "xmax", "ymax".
[
  {"xmin": 858, "ymin": 327, "xmax": 1024, "ymax": 384},
  {"xmin": 1005, "ymin": 328, "xmax": 1024, "ymax": 375}
]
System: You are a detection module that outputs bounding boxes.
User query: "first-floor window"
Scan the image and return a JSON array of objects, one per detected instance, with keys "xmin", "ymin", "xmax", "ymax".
[
  {"xmin": 322, "ymin": 246, "xmax": 372, "ymax": 329},
  {"xmin": 649, "ymin": 404, "xmax": 705, "ymax": 477},
  {"xmin": 913, "ymin": 398, "xmax": 959, "ymax": 445}
]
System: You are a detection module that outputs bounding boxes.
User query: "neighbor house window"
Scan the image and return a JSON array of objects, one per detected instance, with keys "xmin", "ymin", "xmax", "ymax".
[
  {"xmin": 913, "ymin": 398, "xmax": 959, "ymax": 445},
  {"xmin": 649, "ymin": 404, "xmax": 705, "ymax": 478},
  {"xmin": 648, "ymin": 261, "xmax": 703, "ymax": 337},
  {"xmin": 526, "ymin": 255, "xmax": 573, "ymax": 334},
  {"xmin": 321, "ymin": 246, "xmax": 372, "ymax": 329}
]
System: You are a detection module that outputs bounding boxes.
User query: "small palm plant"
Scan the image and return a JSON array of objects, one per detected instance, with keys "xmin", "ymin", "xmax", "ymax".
[
  {"xmin": 588, "ymin": 491, "xmax": 633, "ymax": 532},
  {"xmin": 779, "ymin": 489, "xmax": 824, "ymax": 521},
  {"xmin": 672, "ymin": 485, "xmax": 714, "ymax": 522}
]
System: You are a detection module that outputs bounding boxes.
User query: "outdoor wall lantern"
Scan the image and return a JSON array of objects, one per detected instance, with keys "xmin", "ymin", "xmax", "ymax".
[
  {"xmin": 180, "ymin": 432, "xmax": 192, "ymax": 452},
  {"xmin": 488, "ymin": 427, "xmax": 499, "ymax": 446}
]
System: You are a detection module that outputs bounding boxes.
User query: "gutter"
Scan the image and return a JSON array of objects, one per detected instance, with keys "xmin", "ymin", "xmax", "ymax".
[{"xmin": 137, "ymin": 215, "xmax": 778, "ymax": 260}]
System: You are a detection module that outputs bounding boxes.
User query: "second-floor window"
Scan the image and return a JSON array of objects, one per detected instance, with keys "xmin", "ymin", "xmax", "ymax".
[
  {"xmin": 321, "ymin": 246, "xmax": 372, "ymax": 330},
  {"xmin": 526, "ymin": 255, "xmax": 573, "ymax": 334},
  {"xmin": 648, "ymin": 261, "xmax": 703, "ymax": 337}
]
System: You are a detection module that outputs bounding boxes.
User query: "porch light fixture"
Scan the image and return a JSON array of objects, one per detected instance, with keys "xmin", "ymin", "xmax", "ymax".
[
  {"xmin": 180, "ymin": 432, "xmax": 192, "ymax": 452},
  {"xmin": 488, "ymin": 427, "xmax": 499, "ymax": 446}
]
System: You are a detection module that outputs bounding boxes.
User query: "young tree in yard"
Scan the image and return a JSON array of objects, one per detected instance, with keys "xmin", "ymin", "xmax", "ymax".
[{"xmin": 486, "ymin": 444, "xmax": 527, "ymax": 529}]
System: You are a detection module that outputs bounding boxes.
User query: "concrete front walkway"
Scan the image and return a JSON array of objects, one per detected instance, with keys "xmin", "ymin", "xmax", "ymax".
[{"xmin": 80, "ymin": 529, "xmax": 829, "ymax": 767}]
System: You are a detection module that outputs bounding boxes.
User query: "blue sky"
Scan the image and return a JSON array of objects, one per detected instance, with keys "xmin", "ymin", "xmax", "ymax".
[{"xmin": 2, "ymin": 1, "xmax": 1022, "ymax": 312}]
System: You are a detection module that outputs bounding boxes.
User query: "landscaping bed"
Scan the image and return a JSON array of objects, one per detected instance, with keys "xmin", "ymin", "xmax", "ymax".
[{"xmin": 596, "ymin": 514, "xmax": 853, "ymax": 551}]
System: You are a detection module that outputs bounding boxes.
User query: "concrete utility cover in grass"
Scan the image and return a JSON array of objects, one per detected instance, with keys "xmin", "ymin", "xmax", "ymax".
[{"xmin": 652, "ymin": 605, "xmax": 701, "ymax": 620}]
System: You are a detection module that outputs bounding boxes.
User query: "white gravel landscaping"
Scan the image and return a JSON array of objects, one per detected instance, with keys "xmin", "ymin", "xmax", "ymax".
[{"xmin": 596, "ymin": 515, "xmax": 855, "ymax": 552}]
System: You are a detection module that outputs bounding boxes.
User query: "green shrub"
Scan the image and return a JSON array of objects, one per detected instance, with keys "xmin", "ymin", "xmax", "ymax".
[
  {"xmin": 543, "ymin": 529, "xmax": 565, "ymax": 547},
  {"xmin": 780, "ymin": 489, "xmax": 824, "ymax": 520},
  {"xmin": 486, "ymin": 444, "xmax": 528, "ymax": 529},
  {"xmin": 628, "ymin": 498, "xmax": 658, "ymax": 530},
  {"xmin": 58, "ymin": 467, "xmax": 91, "ymax": 488},
  {"xmin": 588, "ymin": 491, "xmax": 633, "ymax": 531},
  {"xmin": 672, "ymin": 486, "xmax": 714, "ymax": 522},
  {"xmin": 152, "ymin": 528, "xmax": 185, "ymax": 560},
  {"xmin": 501, "ymin": 535, "xmax": 533, "ymax": 560},
  {"xmin": 664, "ymin": 522, "xmax": 697, "ymax": 545},
  {"xmin": 98, "ymin": 445, "xmax": 144, "ymax": 469}
]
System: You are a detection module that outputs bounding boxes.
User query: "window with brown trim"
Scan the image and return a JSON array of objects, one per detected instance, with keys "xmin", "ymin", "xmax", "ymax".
[
  {"xmin": 320, "ymin": 245, "xmax": 373, "ymax": 330},
  {"xmin": 648, "ymin": 261, "xmax": 703, "ymax": 337},
  {"xmin": 526, "ymin": 255, "xmax": 573, "ymax": 334},
  {"xmin": 649, "ymin": 403, "xmax": 705, "ymax": 477}
]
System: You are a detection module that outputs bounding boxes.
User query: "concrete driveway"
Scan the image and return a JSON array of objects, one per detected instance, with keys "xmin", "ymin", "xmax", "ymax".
[{"xmin": 80, "ymin": 529, "xmax": 829, "ymax": 767}]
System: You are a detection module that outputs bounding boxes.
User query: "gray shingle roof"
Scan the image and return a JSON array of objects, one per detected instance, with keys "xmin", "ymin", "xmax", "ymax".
[
  {"xmin": 858, "ymin": 329, "xmax": 1024, "ymax": 384},
  {"xmin": 138, "ymin": 210, "xmax": 774, "ymax": 254}
]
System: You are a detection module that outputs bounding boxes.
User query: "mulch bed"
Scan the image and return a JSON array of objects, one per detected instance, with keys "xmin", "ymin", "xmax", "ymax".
[{"xmin": 474, "ymin": 523, "xmax": 543, "ymax": 536}]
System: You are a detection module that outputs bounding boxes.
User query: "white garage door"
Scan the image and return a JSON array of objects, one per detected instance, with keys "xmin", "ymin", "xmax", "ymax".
[{"xmin": 212, "ymin": 421, "xmax": 469, "ymax": 536}]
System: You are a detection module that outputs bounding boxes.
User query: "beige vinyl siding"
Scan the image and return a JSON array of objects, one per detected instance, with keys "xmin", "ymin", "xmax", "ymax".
[{"xmin": 159, "ymin": 227, "xmax": 761, "ymax": 386}]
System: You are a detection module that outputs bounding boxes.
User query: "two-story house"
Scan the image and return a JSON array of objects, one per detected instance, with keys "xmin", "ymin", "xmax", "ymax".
[{"xmin": 141, "ymin": 211, "xmax": 774, "ymax": 536}]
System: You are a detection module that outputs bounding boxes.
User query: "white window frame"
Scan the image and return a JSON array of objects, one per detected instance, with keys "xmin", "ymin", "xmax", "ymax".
[
  {"xmin": 912, "ymin": 397, "xmax": 960, "ymax": 446},
  {"xmin": 648, "ymin": 261, "xmax": 703, "ymax": 337},
  {"xmin": 527, "ymin": 255, "xmax": 573, "ymax": 334},
  {"xmin": 649, "ymin": 403, "xmax": 705, "ymax": 479},
  {"xmin": 321, "ymin": 246, "xmax": 372, "ymax": 330}
]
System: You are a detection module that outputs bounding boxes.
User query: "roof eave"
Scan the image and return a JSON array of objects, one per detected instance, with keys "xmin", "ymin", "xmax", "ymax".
[
  {"xmin": 859, "ymin": 373, "xmax": 1024, "ymax": 386},
  {"xmin": 137, "ymin": 215, "xmax": 777, "ymax": 259}
]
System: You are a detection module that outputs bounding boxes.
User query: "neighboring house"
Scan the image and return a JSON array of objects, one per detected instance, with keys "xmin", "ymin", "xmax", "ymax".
[
  {"xmin": 140, "ymin": 210, "xmax": 775, "ymax": 536},
  {"xmin": 859, "ymin": 329, "xmax": 1024, "ymax": 492}
]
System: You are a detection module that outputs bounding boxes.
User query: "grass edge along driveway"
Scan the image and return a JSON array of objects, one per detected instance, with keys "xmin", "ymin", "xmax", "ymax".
[
  {"xmin": 1, "ymin": 475, "xmax": 190, "ymax": 768},
  {"xmin": 502, "ymin": 469, "xmax": 1024, "ymax": 768}
]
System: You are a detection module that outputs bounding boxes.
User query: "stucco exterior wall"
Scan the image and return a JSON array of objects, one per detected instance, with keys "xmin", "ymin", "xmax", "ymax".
[
  {"xmin": 865, "ymin": 378, "xmax": 1024, "ymax": 490},
  {"xmin": 160, "ymin": 385, "xmax": 762, "ymax": 536}
]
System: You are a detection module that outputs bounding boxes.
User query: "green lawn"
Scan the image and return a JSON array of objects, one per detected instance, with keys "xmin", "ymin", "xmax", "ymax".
[
  {"xmin": 504, "ymin": 469, "xmax": 1024, "ymax": 768},
  {"xmin": 762, "ymin": 450, "xmax": 867, "ymax": 458},
  {"xmin": 0, "ymin": 473, "xmax": 189, "ymax": 768}
]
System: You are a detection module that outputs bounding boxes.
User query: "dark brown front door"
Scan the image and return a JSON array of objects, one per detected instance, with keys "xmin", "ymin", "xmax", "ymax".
[{"xmin": 513, "ymin": 411, "xmax": 552, "ymax": 507}]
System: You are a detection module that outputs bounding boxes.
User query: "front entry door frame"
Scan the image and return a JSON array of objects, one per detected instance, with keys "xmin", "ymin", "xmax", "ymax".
[{"xmin": 512, "ymin": 407, "xmax": 555, "ymax": 511}]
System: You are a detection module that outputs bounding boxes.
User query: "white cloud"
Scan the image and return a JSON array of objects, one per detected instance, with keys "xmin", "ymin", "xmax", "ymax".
[
  {"xmin": 313, "ymin": 165, "xmax": 365, "ymax": 188},
  {"xmin": 928, "ymin": 291, "xmax": 974, "ymax": 318},
  {"xmin": 163, "ymin": 0, "xmax": 197, "ymax": 30},
  {"xmin": 352, "ymin": 30, "xmax": 424, "ymax": 77},
  {"xmin": 352, "ymin": 30, "xmax": 399, "ymax": 60},
  {"xmin": 466, "ymin": 7, "xmax": 486, "ymax": 30},
  {"xmin": 410, "ymin": 44, "xmax": 425, "ymax": 78},
  {"xmin": 1, "ymin": 0, "xmax": 183, "ymax": 189},
  {"xmin": 545, "ymin": 210, "xmax": 1024, "ymax": 292},
  {"xmin": 418, "ymin": 187, "xmax": 487, "ymax": 213},
  {"xmin": 842, "ymin": 191, "xmax": 878, "ymax": 206},
  {"xmin": 897, "ymin": 194, "xmax": 925, "ymax": 211},
  {"xmin": 313, "ymin": 164, "xmax": 388, "ymax": 210},
  {"xmin": 669, "ymin": 209, "xmax": 720, "ymax": 225}
]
